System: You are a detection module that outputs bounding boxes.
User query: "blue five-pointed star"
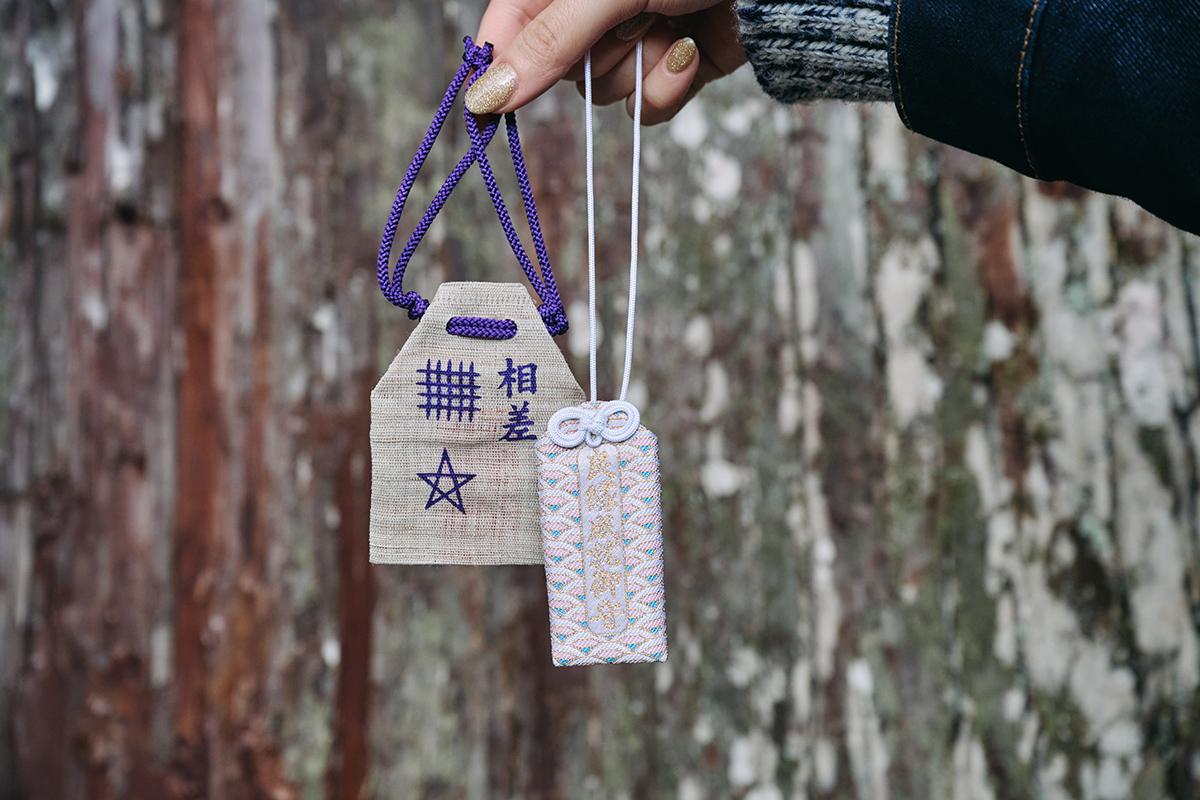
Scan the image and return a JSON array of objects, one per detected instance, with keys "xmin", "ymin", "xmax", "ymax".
[{"xmin": 418, "ymin": 448, "xmax": 476, "ymax": 514}]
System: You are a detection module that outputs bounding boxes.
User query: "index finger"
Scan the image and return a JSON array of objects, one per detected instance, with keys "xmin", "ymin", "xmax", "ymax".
[
  {"xmin": 466, "ymin": 0, "xmax": 647, "ymax": 115},
  {"xmin": 476, "ymin": 0, "xmax": 553, "ymax": 54}
]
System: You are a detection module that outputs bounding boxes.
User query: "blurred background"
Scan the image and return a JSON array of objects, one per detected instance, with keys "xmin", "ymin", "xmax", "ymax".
[{"xmin": 2, "ymin": 0, "xmax": 1200, "ymax": 797}]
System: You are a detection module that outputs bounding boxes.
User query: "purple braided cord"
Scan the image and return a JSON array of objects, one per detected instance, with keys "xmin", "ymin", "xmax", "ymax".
[
  {"xmin": 509, "ymin": 121, "xmax": 568, "ymax": 335},
  {"xmin": 467, "ymin": 111, "xmax": 568, "ymax": 335},
  {"xmin": 375, "ymin": 48, "xmax": 482, "ymax": 317},
  {"xmin": 376, "ymin": 37, "xmax": 568, "ymax": 335},
  {"xmin": 446, "ymin": 316, "xmax": 518, "ymax": 339}
]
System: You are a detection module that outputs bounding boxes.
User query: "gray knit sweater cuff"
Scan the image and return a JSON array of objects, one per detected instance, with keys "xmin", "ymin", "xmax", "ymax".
[{"xmin": 735, "ymin": 0, "xmax": 892, "ymax": 104}]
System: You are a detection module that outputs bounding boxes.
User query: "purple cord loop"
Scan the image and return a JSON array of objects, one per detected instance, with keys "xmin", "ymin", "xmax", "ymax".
[
  {"xmin": 376, "ymin": 37, "xmax": 568, "ymax": 335},
  {"xmin": 539, "ymin": 303, "xmax": 569, "ymax": 336},
  {"xmin": 461, "ymin": 38, "xmax": 493, "ymax": 72},
  {"xmin": 446, "ymin": 316, "xmax": 518, "ymax": 339}
]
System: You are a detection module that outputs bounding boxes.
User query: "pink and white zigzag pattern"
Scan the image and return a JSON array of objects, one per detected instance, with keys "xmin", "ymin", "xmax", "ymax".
[{"xmin": 536, "ymin": 427, "xmax": 668, "ymax": 666}]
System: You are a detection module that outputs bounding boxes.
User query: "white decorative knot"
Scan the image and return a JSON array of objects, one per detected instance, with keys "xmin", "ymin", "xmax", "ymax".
[{"xmin": 547, "ymin": 401, "xmax": 641, "ymax": 448}]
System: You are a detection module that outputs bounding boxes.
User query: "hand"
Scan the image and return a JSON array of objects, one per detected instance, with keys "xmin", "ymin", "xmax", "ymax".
[{"xmin": 468, "ymin": 0, "xmax": 746, "ymax": 125}]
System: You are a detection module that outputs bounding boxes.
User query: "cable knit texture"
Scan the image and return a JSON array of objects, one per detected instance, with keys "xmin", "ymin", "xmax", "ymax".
[{"xmin": 736, "ymin": 0, "xmax": 892, "ymax": 103}]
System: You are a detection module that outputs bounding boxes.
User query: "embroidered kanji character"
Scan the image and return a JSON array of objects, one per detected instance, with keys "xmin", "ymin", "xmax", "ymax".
[
  {"xmin": 498, "ymin": 358, "xmax": 538, "ymax": 397},
  {"xmin": 417, "ymin": 359, "xmax": 480, "ymax": 422},
  {"xmin": 588, "ymin": 453, "xmax": 614, "ymax": 480},
  {"xmin": 596, "ymin": 599, "xmax": 621, "ymax": 631},
  {"xmin": 589, "ymin": 514, "xmax": 616, "ymax": 542},
  {"xmin": 499, "ymin": 401, "xmax": 538, "ymax": 442},
  {"xmin": 591, "ymin": 568, "xmax": 621, "ymax": 599},
  {"xmin": 588, "ymin": 535, "xmax": 616, "ymax": 566},
  {"xmin": 586, "ymin": 478, "xmax": 617, "ymax": 511}
]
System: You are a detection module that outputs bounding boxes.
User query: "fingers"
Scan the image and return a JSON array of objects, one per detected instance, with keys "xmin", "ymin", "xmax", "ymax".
[
  {"xmin": 561, "ymin": 12, "xmax": 660, "ymax": 83},
  {"xmin": 629, "ymin": 38, "xmax": 700, "ymax": 125},
  {"xmin": 577, "ymin": 34, "xmax": 701, "ymax": 126},
  {"xmin": 475, "ymin": 0, "xmax": 551, "ymax": 54},
  {"xmin": 587, "ymin": 25, "xmax": 675, "ymax": 106},
  {"xmin": 468, "ymin": 0, "xmax": 745, "ymax": 120},
  {"xmin": 632, "ymin": 4, "xmax": 746, "ymax": 124},
  {"xmin": 573, "ymin": 35, "xmax": 700, "ymax": 125},
  {"xmin": 465, "ymin": 0, "xmax": 647, "ymax": 115}
]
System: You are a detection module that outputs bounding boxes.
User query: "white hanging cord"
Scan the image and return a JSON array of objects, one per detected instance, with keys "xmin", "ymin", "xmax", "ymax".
[
  {"xmin": 583, "ymin": 41, "xmax": 643, "ymax": 404},
  {"xmin": 621, "ymin": 42, "xmax": 642, "ymax": 403},
  {"xmin": 584, "ymin": 50, "xmax": 598, "ymax": 402}
]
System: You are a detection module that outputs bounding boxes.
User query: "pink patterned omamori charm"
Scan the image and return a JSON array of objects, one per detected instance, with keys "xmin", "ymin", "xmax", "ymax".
[{"xmin": 537, "ymin": 402, "xmax": 667, "ymax": 666}]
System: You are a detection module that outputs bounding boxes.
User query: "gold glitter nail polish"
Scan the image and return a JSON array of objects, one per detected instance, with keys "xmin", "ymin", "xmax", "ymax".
[
  {"xmin": 614, "ymin": 12, "xmax": 657, "ymax": 41},
  {"xmin": 464, "ymin": 63, "xmax": 517, "ymax": 115},
  {"xmin": 665, "ymin": 37, "xmax": 697, "ymax": 74}
]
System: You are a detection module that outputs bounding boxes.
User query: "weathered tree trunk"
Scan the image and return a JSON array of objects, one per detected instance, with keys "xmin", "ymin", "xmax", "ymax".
[{"xmin": 1, "ymin": 0, "xmax": 1198, "ymax": 798}]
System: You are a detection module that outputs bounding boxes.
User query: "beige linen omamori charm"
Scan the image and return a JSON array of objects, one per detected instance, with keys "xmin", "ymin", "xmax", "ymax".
[
  {"xmin": 371, "ymin": 283, "xmax": 583, "ymax": 564},
  {"xmin": 371, "ymin": 39, "xmax": 585, "ymax": 564}
]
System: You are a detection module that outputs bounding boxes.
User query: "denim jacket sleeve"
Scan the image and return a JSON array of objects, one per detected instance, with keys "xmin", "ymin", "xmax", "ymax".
[{"xmin": 888, "ymin": 0, "xmax": 1200, "ymax": 234}]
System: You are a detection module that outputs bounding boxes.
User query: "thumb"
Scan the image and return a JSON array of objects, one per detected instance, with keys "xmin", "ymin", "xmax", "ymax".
[{"xmin": 466, "ymin": 0, "xmax": 647, "ymax": 115}]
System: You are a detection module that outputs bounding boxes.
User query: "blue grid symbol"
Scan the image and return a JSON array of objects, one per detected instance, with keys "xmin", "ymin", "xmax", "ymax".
[{"xmin": 417, "ymin": 359, "xmax": 481, "ymax": 422}]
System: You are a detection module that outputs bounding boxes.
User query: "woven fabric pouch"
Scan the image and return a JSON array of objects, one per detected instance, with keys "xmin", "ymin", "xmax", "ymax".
[
  {"xmin": 371, "ymin": 283, "xmax": 583, "ymax": 563},
  {"xmin": 370, "ymin": 38, "xmax": 584, "ymax": 564}
]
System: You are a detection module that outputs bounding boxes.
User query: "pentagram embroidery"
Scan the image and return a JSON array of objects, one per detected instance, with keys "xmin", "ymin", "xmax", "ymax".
[{"xmin": 418, "ymin": 448, "xmax": 476, "ymax": 513}]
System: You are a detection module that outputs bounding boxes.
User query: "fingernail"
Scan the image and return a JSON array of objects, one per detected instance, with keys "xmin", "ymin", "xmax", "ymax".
[
  {"xmin": 665, "ymin": 37, "xmax": 697, "ymax": 74},
  {"xmin": 464, "ymin": 63, "xmax": 517, "ymax": 115},
  {"xmin": 614, "ymin": 12, "xmax": 657, "ymax": 41}
]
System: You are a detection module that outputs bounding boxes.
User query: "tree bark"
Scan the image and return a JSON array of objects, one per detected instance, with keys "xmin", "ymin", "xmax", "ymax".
[{"xmin": 1, "ymin": 0, "xmax": 1198, "ymax": 798}]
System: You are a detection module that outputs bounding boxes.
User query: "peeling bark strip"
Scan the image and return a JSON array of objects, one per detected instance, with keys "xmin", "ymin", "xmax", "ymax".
[
  {"xmin": 174, "ymin": 0, "xmax": 222, "ymax": 763},
  {"xmin": 328, "ymin": 378, "xmax": 374, "ymax": 800},
  {"xmin": 173, "ymin": 0, "xmax": 290, "ymax": 795}
]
